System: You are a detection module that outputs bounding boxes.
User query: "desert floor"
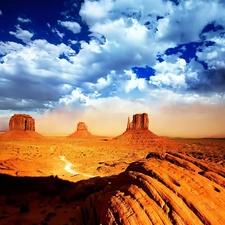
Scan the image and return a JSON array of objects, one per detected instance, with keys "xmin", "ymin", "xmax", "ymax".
[{"xmin": 0, "ymin": 136, "xmax": 224, "ymax": 224}]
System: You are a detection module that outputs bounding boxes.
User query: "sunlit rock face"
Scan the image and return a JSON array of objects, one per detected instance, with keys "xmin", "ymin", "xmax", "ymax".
[
  {"xmin": 126, "ymin": 113, "xmax": 149, "ymax": 130},
  {"xmin": 68, "ymin": 122, "xmax": 92, "ymax": 138},
  {"xmin": 9, "ymin": 114, "xmax": 35, "ymax": 131},
  {"xmin": 0, "ymin": 114, "xmax": 42, "ymax": 140},
  {"xmin": 75, "ymin": 152, "xmax": 225, "ymax": 225}
]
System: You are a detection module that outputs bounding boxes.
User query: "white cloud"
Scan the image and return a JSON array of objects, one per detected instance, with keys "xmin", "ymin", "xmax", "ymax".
[
  {"xmin": 150, "ymin": 58, "xmax": 188, "ymax": 89},
  {"xmin": 80, "ymin": 0, "xmax": 172, "ymax": 26},
  {"xmin": 1, "ymin": 0, "xmax": 225, "ymax": 137},
  {"xmin": 197, "ymin": 36, "xmax": 225, "ymax": 69},
  {"xmin": 68, "ymin": 39, "xmax": 77, "ymax": 45},
  {"xmin": 80, "ymin": 0, "xmax": 113, "ymax": 26},
  {"xmin": 0, "ymin": 39, "xmax": 79, "ymax": 109},
  {"xmin": 0, "ymin": 41, "xmax": 24, "ymax": 55},
  {"xmin": 51, "ymin": 28, "xmax": 65, "ymax": 39},
  {"xmin": 9, "ymin": 25, "xmax": 33, "ymax": 44},
  {"xmin": 124, "ymin": 70, "xmax": 148, "ymax": 93},
  {"xmin": 58, "ymin": 20, "xmax": 81, "ymax": 34},
  {"xmin": 17, "ymin": 17, "xmax": 31, "ymax": 23},
  {"xmin": 155, "ymin": 0, "xmax": 225, "ymax": 44}
]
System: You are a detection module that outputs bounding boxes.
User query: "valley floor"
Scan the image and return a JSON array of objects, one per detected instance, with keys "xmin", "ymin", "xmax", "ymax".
[{"xmin": 0, "ymin": 136, "xmax": 224, "ymax": 224}]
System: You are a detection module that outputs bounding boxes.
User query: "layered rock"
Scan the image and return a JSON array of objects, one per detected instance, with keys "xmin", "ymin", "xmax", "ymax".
[
  {"xmin": 75, "ymin": 152, "xmax": 225, "ymax": 224},
  {"xmin": 68, "ymin": 122, "xmax": 92, "ymax": 138},
  {"xmin": 113, "ymin": 113, "xmax": 177, "ymax": 148},
  {"xmin": 0, "ymin": 153, "xmax": 224, "ymax": 224},
  {"xmin": 9, "ymin": 114, "xmax": 35, "ymax": 131},
  {"xmin": 127, "ymin": 113, "xmax": 149, "ymax": 130},
  {"xmin": 0, "ymin": 114, "xmax": 42, "ymax": 140}
]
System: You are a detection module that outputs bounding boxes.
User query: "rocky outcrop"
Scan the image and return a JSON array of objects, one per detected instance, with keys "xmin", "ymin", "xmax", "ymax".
[
  {"xmin": 113, "ymin": 113, "xmax": 177, "ymax": 148},
  {"xmin": 0, "ymin": 153, "xmax": 224, "ymax": 224},
  {"xmin": 9, "ymin": 114, "xmax": 35, "ymax": 131},
  {"xmin": 75, "ymin": 152, "xmax": 225, "ymax": 225},
  {"xmin": 0, "ymin": 114, "xmax": 42, "ymax": 140},
  {"xmin": 68, "ymin": 122, "xmax": 92, "ymax": 138},
  {"xmin": 77, "ymin": 122, "xmax": 88, "ymax": 131},
  {"xmin": 127, "ymin": 113, "xmax": 149, "ymax": 130}
]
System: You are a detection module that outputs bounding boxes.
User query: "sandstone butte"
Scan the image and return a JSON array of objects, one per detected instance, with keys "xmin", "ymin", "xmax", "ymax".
[
  {"xmin": 0, "ymin": 114, "xmax": 42, "ymax": 140},
  {"xmin": 67, "ymin": 121, "xmax": 93, "ymax": 138},
  {"xmin": 112, "ymin": 113, "xmax": 178, "ymax": 149}
]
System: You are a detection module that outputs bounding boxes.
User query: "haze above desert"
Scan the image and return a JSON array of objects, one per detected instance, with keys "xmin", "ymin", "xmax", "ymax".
[{"xmin": 1, "ymin": 109, "xmax": 225, "ymax": 138}]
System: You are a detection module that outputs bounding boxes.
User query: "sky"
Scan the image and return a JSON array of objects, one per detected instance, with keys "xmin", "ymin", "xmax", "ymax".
[{"xmin": 0, "ymin": 0, "xmax": 225, "ymax": 137}]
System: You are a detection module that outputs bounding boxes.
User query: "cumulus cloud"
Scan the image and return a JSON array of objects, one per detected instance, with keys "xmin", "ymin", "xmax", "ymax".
[
  {"xmin": 58, "ymin": 20, "xmax": 81, "ymax": 33},
  {"xmin": 9, "ymin": 25, "xmax": 33, "ymax": 44},
  {"xmin": 150, "ymin": 58, "xmax": 188, "ymax": 89},
  {"xmin": 0, "ymin": 39, "xmax": 77, "ymax": 110},
  {"xmin": 156, "ymin": 0, "xmax": 225, "ymax": 44},
  {"xmin": 80, "ymin": 0, "xmax": 113, "ymax": 26}
]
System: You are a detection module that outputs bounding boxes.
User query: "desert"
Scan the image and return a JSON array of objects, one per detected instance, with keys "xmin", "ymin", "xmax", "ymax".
[
  {"xmin": 1, "ymin": 0, "xmax": 225, "ymax": 224},
  {"xmin": 0, "ymin": 113, "xmax": 224, "ymax": 225}
]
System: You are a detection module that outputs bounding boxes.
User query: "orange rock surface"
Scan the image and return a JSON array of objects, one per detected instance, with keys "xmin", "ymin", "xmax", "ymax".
[
  {"xmin": 9, "ymin": 114, "xmax": 35, "ymax": 131},
  {"xmin": 0, "ymin": 114, "xmax": 42, "ymax": 140},
  {"xmin": 77, "ymin": 152, "xmax": 225, "ymax": 225}
]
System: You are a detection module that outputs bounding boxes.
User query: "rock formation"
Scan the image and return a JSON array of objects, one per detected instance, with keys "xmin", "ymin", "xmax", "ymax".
[
  {"xmin": 77, "ymin": 122, "xmax": 88, "ymax": 131},
  {"xmin": 0, "ymin": 114, "xmax": 42, "ymax": 140},
  {"xmin": 0, "ymin": 153, "xmax": 224, "ymax": 224},
  {"xmin": 74, "ymin": 152, "xmax": 225, "ymax": 224},
  {"xmin": 9, "ymin": 114, "xmax": 35, "ymax": 131},
  {"xmin": 68, "ymin": 122, "xmax": 92, "ymax": 138},
  {"xmin": 113, "ymin": 113, "xmax": 177, "ymax": 148},
  {"xmin": 127, "ymin": 113, "xmax": 149, "ymax": 130}
]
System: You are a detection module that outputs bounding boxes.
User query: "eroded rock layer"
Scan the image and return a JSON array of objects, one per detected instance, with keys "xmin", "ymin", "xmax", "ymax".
[
  {"xmin": 75, "ymin": 152, "xmax": 225, "ymax": 225},
  {"xmin": 127, "ymin": 113, "xmax": 149, "ymax": 130},
  {"xmin": 9, "ymin": 114, "xmax": 35, "ymax": 131}
]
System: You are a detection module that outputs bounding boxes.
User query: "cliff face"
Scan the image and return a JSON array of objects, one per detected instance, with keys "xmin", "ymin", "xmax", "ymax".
[
  {"xmin": 0, "ymin": 114, "xmax": 42, "ymax": 140},
  {"xmin": 9, "ymin": 114, "xmax": 35, "ymax": 131},
  {"xmin": 127, "ymin": 113, "xmax": 149, "ymax": 130}
]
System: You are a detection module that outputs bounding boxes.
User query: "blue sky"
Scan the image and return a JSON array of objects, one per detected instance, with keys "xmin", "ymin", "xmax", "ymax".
[{"xmin": 0, "ymin": 0, "xmax": 225, "ymax": 137}]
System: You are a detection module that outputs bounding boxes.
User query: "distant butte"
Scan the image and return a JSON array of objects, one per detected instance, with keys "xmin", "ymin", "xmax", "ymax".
[
  {"xmin": 113, "ymin": 113, "xmax": 177, "ymax": 148},
  {"xmin": 9, "ymin": 114, "xmax": 35, "ymax": 131},
  {"xmin": 126, "ymin": 113, "xmax": 149, "ymax": 130},
  {"xmin": 0, "ymin": 114, "xmax": 42, "ymax": 140},
  {"xmin": 67, "ymin": 122, "xmax": 93, "ymax": 138}
]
